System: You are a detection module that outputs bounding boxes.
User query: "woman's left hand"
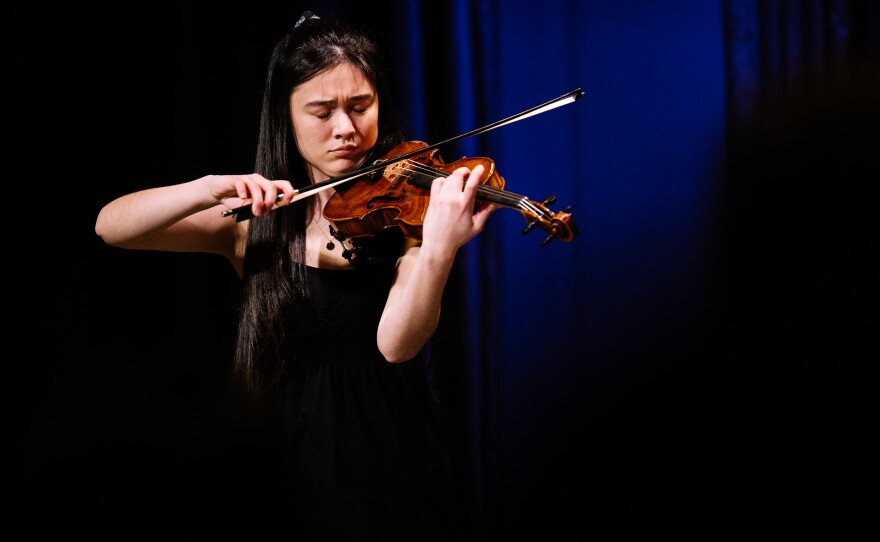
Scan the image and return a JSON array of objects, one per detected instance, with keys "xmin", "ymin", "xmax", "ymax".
[{"xmin": 419, "ymin": 164, "xmax": 496, "ymax": 260}]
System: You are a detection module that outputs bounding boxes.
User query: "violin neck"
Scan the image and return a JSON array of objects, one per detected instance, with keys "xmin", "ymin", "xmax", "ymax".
[{"xmin": 404, "ymin": 169, "xmax": 527, "ymax": 211}]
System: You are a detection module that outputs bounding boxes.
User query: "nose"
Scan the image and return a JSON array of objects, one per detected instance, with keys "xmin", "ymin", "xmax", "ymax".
[{"xmin": 332, "ymin": 111, "xmax": 355, "ymax": 139}]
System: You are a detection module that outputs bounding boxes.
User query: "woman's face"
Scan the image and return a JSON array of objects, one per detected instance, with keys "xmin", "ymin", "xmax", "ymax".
[{"xmin": 289, "ymin": 63, "xmax": 379, "ymax": 182}]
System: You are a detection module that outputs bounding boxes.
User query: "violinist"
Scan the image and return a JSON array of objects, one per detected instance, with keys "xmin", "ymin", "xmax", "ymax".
[{"xmin": 95, "ymin": 11, "xmax": 492, "ymax": 540}]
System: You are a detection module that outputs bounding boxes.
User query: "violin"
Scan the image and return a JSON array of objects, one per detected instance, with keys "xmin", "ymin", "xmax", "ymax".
[
  {"xmin": 222, "ymin": 88, "xmax": 584, "ymax": 247},
  {"xmin": 322, "ymin": 141, "xmax": 577, "ymax": 247}
]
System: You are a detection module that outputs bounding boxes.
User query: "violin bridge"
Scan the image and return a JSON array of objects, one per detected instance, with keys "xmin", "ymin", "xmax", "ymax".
[{"xmin": 382, "ymin": 161, "xmax": 412, "ymax": 188}]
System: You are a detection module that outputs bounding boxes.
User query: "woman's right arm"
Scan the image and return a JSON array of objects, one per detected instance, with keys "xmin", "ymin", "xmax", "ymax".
[{"xmin": 95, "ymin": 173, "xmax": 295, "ymax": 263}]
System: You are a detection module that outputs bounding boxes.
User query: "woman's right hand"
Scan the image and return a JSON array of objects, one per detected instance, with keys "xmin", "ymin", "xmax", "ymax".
[{"xmin": 209, "ymin": 174, "xmax": 297, "ymax": 217}]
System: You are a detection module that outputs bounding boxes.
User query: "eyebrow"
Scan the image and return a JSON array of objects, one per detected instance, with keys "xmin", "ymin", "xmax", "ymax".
[{"xmin": 303, "ymin": 94, "xmax": 374, "ymax": 107}]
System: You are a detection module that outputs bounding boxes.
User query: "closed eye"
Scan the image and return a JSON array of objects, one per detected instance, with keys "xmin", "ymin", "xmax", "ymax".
[{"xmin": 316, "ymin": 107, "xmax": 368, "ymax": 120}]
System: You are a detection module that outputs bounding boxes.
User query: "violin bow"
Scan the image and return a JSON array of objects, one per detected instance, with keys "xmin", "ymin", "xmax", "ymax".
[{"xmin": 222, "ymin": 88, "xmax": 584, "ymax": 221}]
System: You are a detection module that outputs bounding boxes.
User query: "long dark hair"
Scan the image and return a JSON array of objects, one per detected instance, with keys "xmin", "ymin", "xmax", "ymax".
[{"xmin": 234, "ymin": 15, "xmax": 405, "ymax": 394}]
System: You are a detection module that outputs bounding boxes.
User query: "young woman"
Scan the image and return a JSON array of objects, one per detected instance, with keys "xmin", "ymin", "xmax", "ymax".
[{"xmin": 95, "ymin": 11, "xmax": 493, "ymax": 540}]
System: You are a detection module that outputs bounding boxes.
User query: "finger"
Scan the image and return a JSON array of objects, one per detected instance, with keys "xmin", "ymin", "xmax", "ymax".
[
  {"xmin": 247, "ymin": 183, "xmax": 266, "ymax": 215},
  {"xmin": 471, "ymin": 202, "xmax": 496, "ymax": 231},
  {"xmin": 431, "ymin": 175, "xmax": 445, "ymax": 197},
  {"xmin": 245, "ymin": 174, "xmax": 275, "ymax": 209},
  {"xmin": 262, "ymin": 183, "xmax": 278, "ymax": 208},
  {"xmin": 235, "ymin": 178, "xmax": 251, "ymax": 201},
  {"xmin": 441, "ymin": 167, "xmax": 469, "ymax": 194},
  {"xmin": 274, "ymin": 181, "xmax": 296, "ymax": 205},
  {"xmin": 463, "ymin": 164, "xmax": 485, "ymax": 196},
  {"xmin": 466, "ymin": 164, "xmax": 485, "ymax": 186}
]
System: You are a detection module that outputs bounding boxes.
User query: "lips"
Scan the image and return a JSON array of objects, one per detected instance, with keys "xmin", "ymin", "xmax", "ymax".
[{"xmin": 330, "ymin": 146, "xmax": 358, "ymax": 158}]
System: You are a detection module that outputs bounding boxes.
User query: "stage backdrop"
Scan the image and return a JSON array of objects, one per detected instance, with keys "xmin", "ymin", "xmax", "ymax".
[{"xmin": 19, "ymin": 0, "xmax": 878, "ymax": 538}]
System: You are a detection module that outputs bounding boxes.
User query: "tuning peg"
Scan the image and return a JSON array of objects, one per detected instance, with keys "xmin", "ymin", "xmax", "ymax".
[
  {"xmin": 542, "ymin": 194, "xmax": 557, "ymax": 206},
  {"xmin": 541, "ymin": 232, "xmax": 556, "ymax": 247},
  {"xmin": 521, "ymin": 220, "xmax": 537, "ymax": 236},
  {"xmin": 562, "ymin": 205, "xmax": 571, "ymax": 213}
]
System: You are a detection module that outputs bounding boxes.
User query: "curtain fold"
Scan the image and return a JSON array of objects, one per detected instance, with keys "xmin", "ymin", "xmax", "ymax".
[
  {"xmin": 392, "ymin": 0, "xmax": 503, "ymax": 536},
  {"xmin": 723, "ymin": 0, "xmax": 873, "ymax": 130}
]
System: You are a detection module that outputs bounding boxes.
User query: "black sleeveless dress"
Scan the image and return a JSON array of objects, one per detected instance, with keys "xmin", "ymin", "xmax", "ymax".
[{"xmin": 278, "ymin": 254, "xmax": 466, "ymax": 540}]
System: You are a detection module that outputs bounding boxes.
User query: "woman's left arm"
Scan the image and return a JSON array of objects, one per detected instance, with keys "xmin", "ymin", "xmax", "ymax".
[{"xmin": 377, "ymin": 164, "xmax": 494, "ymax": 362}]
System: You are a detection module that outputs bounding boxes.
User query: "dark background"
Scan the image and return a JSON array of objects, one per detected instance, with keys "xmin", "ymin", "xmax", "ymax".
[{"xmin": 15, "ymin": 0, "xmax": 878, "ymax": 539}]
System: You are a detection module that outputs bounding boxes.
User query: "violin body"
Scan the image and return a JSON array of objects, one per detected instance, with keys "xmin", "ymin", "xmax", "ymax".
[
  {"xmin": 323, "ymin": 140, "xmax": 577, "ymax": 246},
  {"xmin": 323, "ymin": 141, "xmax": 506, "ymax": 241}
]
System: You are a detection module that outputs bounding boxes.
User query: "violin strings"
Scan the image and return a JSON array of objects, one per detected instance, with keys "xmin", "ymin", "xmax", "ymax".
[
  {"xmin": 398, "ymin": 159, "xmax": 553, "ymax": 220},
  {"xmin": 405, "ymin": 160, "xmax": 548, "ymax": 218}
]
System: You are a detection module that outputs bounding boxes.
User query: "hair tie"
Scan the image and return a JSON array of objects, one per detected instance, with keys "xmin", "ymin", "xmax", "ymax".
[{"xmin": 294, "ymin": 11, "xmax": 320, "ymax": 30}]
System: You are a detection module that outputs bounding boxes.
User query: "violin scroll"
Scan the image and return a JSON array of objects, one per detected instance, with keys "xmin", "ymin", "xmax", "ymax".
[{"xmin": 518, "ymin": 196, "xmax": 577, "ymax": 247}]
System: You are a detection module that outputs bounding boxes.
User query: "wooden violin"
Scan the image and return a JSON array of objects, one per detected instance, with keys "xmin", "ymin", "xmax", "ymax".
[{"xmin": 322, "ymin": 140, "xmax": 577, "ymax": 247}]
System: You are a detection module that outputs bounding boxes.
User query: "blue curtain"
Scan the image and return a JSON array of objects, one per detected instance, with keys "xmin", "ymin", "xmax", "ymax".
[
  {"xmin": 389, "ymin": 0, "xmax": 728, "ymax": 536},
  {"xmin": 387, "ymin": 2, "xmax": 506, "ymax": 535},
  {"xmin": 388, "ymin": 0, "xmax": 878, "ymax": 537}
]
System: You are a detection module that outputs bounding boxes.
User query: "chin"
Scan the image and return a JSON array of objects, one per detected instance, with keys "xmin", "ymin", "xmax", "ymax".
[{"xmin": 329, "ymin": 159, "xmax": 362, "ymax": 176}]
